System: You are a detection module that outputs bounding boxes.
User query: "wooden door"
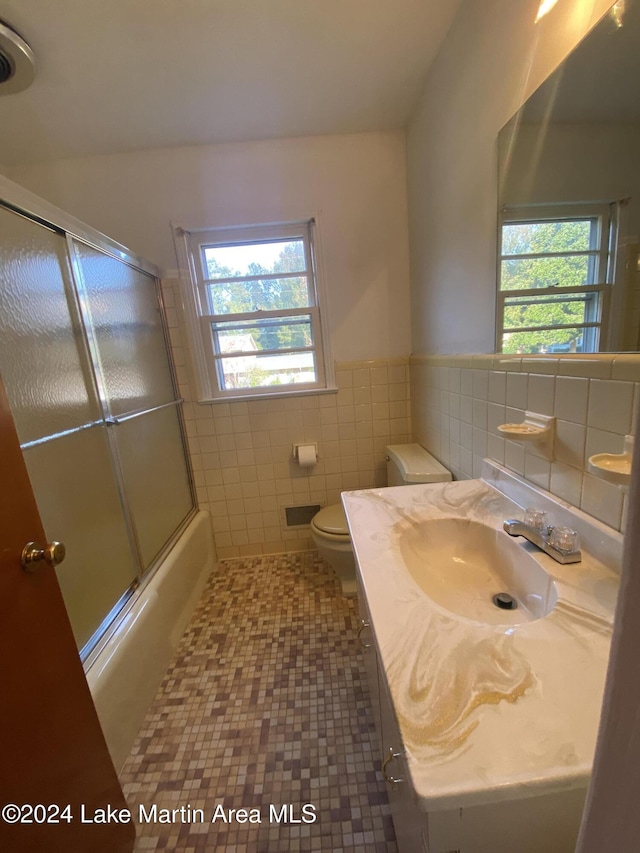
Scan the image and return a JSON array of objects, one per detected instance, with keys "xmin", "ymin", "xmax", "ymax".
[{"xmin": 0, "ymin": 374, "xmax": 135, "ymax": 853}]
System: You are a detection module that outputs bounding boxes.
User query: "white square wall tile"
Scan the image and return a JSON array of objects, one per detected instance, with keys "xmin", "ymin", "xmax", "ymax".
[
  {"xmin": 460, "ymin": 396, "xmax": 473, "ymax": 424},
  {"xmin": 449, "ymin": 441, "xmax": 461, "ymax": 471},
  {"xmin": 585, "ymin": 427, "xmax": 627, "ymax": 462},
  {"xmin": 587, "ymin": 379, "xmax": 634, "ymax": 434},
  {"xmin": 460, "ymin": 447, "xmax": 473, "ymax": 477},
  {"xmin": 449, "ymin": 393, "xmax": 461, "ymax": 420},
  {"xmin": 472, "ymin": 370, "xmax": 489, "ymax": 400},
  {"xmin": 554, "ymin": 376, "xmax": 588, "ymax": 424},
  {"xmin": 506, "ymin": 373, "xmax": 528, "ymax": 410},
  {"xmin": 504, "ymin": 440, "xmax": 525, "ymax": 476},
  {"xmin": 487, "ymin": 434, "xmax": 505, "ymax": 464},
  {"xmin": 472, "ymin": 399, "xmax": 488, "ymax": 429},
  {"xmin": 472, "ymin": 454, "xmax": 485, "ymax": 478},
  {"xmin": 581, "ymin": 474, "xmax": 624, "ymax": 530},
  {"xmin": 527, "ymin": 374, "xmax": 555, "ymax": 416},
  {"xmin": 488, "ymin": 371, "xmax": 506, "ymax": 404},
  {"xmin": 505, "ymin": 406, "xmax": 525, "ymax": 426},
  {"xmin": 472, "ymin": 427, "xmax": 487, "ymax": 457},
  {"xmin": 550, "ymin": 462, "xmax": 583, "ymax": 507},
  {"xmin": 460, "ymin": 369, "xmax": 473, "ymax": 397},
  {"xmin": 488, "ymin": 403, "xmax": 506, "ymax": 434},
  {"xmin": 555, "ymin": 420, "xmax": 586, "ymax": 469},
  {"xmin": 524, "ymin": 453, "xmax": 550, "ymax": 491},
  {"xmin": 460, "ymin": 421, "xmax": 473, "ymax": 451}
]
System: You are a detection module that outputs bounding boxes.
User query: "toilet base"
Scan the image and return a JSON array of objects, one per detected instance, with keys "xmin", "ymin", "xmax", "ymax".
[
  {"xmin": 339, "ymin": 577, "xmax": 358, "ymax": 598},
  {"xmin": 312, "ymin": 538, "xmax": 357, "ymax": 598}
]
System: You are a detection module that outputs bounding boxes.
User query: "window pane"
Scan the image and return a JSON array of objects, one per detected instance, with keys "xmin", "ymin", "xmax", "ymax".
[
  {"xmin": 503, "ymin": 292, "xmax": 598, "ymax": 331},
  {"xmin": 203, "ymin": 239, "xmax": 306, "ymax": 279},
  {"xmin": 212, "ymin": 315, "xmax": 313, "ymax": 353},
  {"xmin": 501, "ymin": 328, "xmax": 590, "ymax": 354},
  {"xmin": 500, "ymin": 255, "xmax": 593, "ymax": 291},
  {"xmin": 501, "ymin": 220, "xmax": 594, "ymax": 256},
  {"xmin": 217, "ymin": 351, "xmax": 316, "ymax": 390},
  {"xmin": 206, "ymin": 276, "xmax": 311, "ymax": 314}
]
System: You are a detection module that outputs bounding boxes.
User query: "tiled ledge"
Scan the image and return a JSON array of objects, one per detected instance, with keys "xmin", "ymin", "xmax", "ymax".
[
  {"xmin": 336, "ymin": 355, "xmax": 410, "ymax": 370},
  {"xmin": 411, "ymin": 352, "xmax": 640, "ymax": 381}
]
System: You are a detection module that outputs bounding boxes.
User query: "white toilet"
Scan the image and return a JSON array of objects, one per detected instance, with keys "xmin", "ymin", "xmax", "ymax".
[{"xmin": 310, "ymin": 443, "xmax": 452, "ymax": 596}]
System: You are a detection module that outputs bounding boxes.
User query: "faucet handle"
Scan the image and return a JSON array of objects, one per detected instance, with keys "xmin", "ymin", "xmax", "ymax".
[
  {"xmin": 523, "ymin": 507, "xmax": 548, "ymax": 531},
  {"xmin": 548, "ymin": 526, "xmax": 580, "ymax": 555}
]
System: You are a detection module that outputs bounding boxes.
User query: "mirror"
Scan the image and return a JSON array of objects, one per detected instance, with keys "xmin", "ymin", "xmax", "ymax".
[{"xmin": 497, "ymin": 0, "xmax": 640, "ymax": 354}]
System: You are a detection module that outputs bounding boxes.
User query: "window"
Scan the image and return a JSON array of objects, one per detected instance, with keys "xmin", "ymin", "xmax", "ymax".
[
  {"xmin": 178, "ymin": 219, "xmax": 334, "ymax": 401},
  {"xmin": 497, "ymin": 204, "xmax": 618, "ymax": 354}
]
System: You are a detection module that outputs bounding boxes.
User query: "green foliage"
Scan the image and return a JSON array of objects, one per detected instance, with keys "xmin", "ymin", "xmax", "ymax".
[
  {"xmin": 501, "ymin": 220, "xmax": 595, "ymax": 353},
  {"xmin": 207, "ymin": 242, "xmax": 312, "ymax": 352}
]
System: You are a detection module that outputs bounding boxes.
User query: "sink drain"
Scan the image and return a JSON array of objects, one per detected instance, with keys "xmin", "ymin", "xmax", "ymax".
[{"xmin": 492, "ymin": 592, "xmax": 518, "ymax": 610}]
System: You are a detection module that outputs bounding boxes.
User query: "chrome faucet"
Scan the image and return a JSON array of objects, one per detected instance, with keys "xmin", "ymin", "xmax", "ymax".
[{"xmin": 503, "ymin": 518, "xmax": 581, "ymax": 564}]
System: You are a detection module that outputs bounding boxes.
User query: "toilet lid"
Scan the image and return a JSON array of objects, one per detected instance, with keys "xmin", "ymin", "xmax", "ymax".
[{"xmin": 313, "ymin": 504, "xmax": 349, "ymax": 536}]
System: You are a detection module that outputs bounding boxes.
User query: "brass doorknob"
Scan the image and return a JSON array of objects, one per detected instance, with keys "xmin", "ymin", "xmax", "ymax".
[{"xmin": 21, "ymin": 541, "xmax": 66, "ymax": 571}]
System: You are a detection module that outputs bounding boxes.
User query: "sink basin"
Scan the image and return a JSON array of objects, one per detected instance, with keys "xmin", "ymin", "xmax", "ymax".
[{"xmin": 396, "ymin": 517, "xmax": 557, "ymax": 624}]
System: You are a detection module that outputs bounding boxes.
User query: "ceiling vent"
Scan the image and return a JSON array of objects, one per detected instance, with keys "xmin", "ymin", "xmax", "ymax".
[{"xmin": 0, "ymin": 19, "xmax": 35, "ymax": 95}]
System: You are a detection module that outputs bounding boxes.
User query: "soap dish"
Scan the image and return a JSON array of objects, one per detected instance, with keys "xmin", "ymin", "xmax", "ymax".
[
  {"xmin": 498, "ymin": 422, "xmax": 547, "ymax": 440},
  {"xmin": 588, "ymin": 435, "xmax": 634, "ymax": 488},
  {"xmin": 498, "ymin": 412, "xmax": 555, "ymax": 459}
]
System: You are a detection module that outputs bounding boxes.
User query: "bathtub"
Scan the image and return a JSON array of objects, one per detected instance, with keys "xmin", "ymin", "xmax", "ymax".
[{"xmin": 86, "ymin": 509, "xmax": 216, "ymax": 771}]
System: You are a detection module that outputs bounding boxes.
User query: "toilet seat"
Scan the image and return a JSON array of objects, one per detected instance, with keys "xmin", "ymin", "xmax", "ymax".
[{"xmin": 311, "ymin": 504, "xmax": 350, "ymax": 538}]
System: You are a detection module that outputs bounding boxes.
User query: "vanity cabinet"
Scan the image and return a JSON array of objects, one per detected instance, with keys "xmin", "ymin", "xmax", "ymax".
[
  {"xmin": 356, "ymin": 572, "xmax": 587, "ymax": 853},
  {"xmin": 357, "ymin": 574, "xmax": 430, "ymax": 852}
]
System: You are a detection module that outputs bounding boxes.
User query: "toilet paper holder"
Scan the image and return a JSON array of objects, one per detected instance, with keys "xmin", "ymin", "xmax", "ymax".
[{"xmin": 292, "ymin": 443, "xmax": 318, "ymax": 467}]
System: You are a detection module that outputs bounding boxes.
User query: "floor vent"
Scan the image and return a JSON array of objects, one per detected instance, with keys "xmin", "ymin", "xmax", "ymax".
[{"xmin": 285, "ymin": 504, "xmax": 321, "ymax": 527}]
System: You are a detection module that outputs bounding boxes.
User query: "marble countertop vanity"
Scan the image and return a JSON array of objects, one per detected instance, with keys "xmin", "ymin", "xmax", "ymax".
[{"xmin": 342, "ymin": 463, "xmax": 621, "ymax": 812}]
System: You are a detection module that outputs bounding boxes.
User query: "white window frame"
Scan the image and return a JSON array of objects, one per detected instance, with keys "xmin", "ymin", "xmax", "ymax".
[
  {"xmin": 496, "ymin": 203, "xmax": 619, "ymax": 354},
  {"xmin": 175, "ymin": 218, "xmax": 335, "ymax": 402}
]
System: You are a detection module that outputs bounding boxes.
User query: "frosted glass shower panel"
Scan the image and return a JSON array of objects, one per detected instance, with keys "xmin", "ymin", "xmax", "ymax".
[
  {"xmin": 115, "ymin": 405, "xmax": 193, "ymax": 569},
  {"xmin": 23, "ymin": 426, "xmax": 139, "ymax": 651},
  {"xmin": 0, "ymin": 207, "xmax": 101, "ymax": 444},
  {"xmin": 71, "ymin": 241, "xmax": 176, "ymax": 416}
]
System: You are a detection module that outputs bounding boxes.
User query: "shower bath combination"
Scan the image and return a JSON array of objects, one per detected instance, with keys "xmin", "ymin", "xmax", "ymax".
[{"xmin": 0, "ymin": 174, "xmax": 214, "ymax": 768}]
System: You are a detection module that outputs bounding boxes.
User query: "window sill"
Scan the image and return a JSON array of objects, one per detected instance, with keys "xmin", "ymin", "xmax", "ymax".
[{"xmin": 197, "ymin": 386, "xmax": 339, "ymax": 405}]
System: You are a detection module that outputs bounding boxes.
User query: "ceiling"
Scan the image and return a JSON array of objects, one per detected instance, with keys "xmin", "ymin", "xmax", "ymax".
[{"xmin": 0, "ymin": 0, "xmax": 461, "ymax": 166}]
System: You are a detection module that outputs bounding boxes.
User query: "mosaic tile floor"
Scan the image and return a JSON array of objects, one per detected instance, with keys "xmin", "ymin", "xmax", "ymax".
[{"xmin": 120, "ymin": 552, "xmax": 398, "ymax": 852}]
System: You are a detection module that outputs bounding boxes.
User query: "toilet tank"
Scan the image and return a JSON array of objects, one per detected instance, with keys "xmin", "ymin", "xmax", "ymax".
[{"xmin": 385, "ymin": 443, "xmax": 452, "ymax": 486}]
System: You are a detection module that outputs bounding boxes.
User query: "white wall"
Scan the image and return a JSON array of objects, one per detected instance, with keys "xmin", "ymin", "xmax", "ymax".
[
  {"xmin": 8, "ymin": 131, "xmax": 411, "ymax": 363},
  {"xmin": 406, "ymin": 0, "xmax": 615, "ymax": 355}
]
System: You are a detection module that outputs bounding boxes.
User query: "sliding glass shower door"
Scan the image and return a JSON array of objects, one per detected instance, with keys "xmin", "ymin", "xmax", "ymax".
[
  {"xmin": 69, "ymin": 240, "xmax": 193, "ymax": 569},
  {"xmin": 0, "ymin": 201, "xmax": 194, "ymax": 657}
]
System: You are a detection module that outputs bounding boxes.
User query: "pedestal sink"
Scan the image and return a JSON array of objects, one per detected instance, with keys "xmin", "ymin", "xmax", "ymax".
[{"xmin": 396, "ymin": 517, "xmax": 558, "ymax": 624}]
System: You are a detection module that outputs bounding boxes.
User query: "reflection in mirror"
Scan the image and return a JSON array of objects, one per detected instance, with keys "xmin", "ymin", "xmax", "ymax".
[{"xmin": 497, "ymin": 0, "xmax": 640, "ymax": 354}]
